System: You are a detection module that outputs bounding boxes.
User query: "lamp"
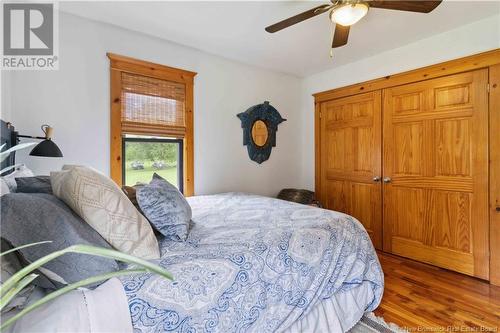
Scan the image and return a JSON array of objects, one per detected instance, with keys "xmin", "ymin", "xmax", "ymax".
[
  {"xmin": 16, "ymin": 124, "xmax": 63, "ymax": 157},
  {"xmin": 330, "ymin": 2, "xmax": 369, "ymax": 26}
]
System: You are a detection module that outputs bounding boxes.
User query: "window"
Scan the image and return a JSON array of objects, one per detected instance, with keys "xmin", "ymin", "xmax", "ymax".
[
  {"xmin": 122, "ymin": 136, "xmax": 183, "ymax": 192},
  {"xmin": 108, "ymin": 53, "xmax": 196, "ymax": 195}
]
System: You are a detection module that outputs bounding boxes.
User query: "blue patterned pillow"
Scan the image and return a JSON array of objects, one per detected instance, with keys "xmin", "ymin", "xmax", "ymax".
[{"xmin": 136, "ymin": 174, "xmax": 191, "ymax": 241}]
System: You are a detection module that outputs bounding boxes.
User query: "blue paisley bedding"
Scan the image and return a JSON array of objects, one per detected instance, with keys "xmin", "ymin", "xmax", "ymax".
[{"xmin": 120, "ymin": 193, "xmax": 384, "ymax": 333}]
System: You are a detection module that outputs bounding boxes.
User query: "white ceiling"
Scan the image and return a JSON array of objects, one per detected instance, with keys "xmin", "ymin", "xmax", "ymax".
[{"xmin": 61, "ymin": 1, "xmax": 500, "ymax": 77}]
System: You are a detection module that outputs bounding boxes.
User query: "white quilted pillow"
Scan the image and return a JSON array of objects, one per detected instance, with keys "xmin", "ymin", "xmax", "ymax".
[
  {"xmin": 1, "ymin": 164, "xmax": 34, "ymax": 192},
  {"xmin": 51, "ymin": 165, "xmax": 159, "ymax": 259}
]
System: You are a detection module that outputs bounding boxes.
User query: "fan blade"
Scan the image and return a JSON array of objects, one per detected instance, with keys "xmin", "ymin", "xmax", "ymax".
[
  {"xmin": 332, "ymin": 24, "xmax": 350, "ymax": 48},
  {"xmin": 368, "ymin": 1, "xmax": 442, "ymax": 13},
  {"xmin": 265, "ymin": 4, "xmax": 332, "ymax": 33}
]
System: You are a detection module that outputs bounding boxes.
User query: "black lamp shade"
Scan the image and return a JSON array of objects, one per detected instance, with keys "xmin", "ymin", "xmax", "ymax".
[{"xmin": 29, "ymin": 139, "xmax": 63, "ymax": 157}]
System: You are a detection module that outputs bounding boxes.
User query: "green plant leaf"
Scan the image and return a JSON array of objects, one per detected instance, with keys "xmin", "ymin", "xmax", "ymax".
[
  {"xmin": 0, "ymin": 269, "xmax": 147, "ymax": 331},
  {"xmin": 1, "ymin": 244, "xmax": 172, "ymax": 297},
  {"xmin": 0, "ymin": 241, "xmax": 52, "ymax": 257},
  {"xmin": 0, "ymin": 244, "xmax": 173, "ymax": 331},
  {"xmin": 0, "ymin": 142, "xmax": 36, "ymax": 162},
  {"xmin": 0, "ymin": 274, "xmax": 38, "ymax": 312},
  {"xmin": 0, "ymin": 163, "xmax": 24, "ymax": 175}
]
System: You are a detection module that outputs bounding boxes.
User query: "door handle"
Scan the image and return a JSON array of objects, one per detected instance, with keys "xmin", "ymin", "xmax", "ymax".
[
  {"xmin": 383, "ymin": 177, "xmax": 392, "ymax": 183},
  {"xmin": 372, "ymin": 176, "xmax": 381, "ymax": 182}
]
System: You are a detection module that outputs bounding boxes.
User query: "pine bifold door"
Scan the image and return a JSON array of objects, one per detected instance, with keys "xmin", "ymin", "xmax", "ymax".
[
  {"xmin": 382, "ymin": 69, "xmax": 489, "ymax": 279},
  {"xmin": 319, "ymin": 91, "xmax": 383, "ymax": 249}
]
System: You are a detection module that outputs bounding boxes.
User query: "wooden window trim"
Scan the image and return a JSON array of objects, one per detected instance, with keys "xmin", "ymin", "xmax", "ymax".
[
  {"xmin": 108, "ymin": 53, "xmax": 196, "ymax": 84},
  {"xmin": 108, "ymin": 53, "xmax": 197, "ymax": 196},
  {"xmin": 313, "ymin": 48, "xmax": 500, "ymax": 286}
]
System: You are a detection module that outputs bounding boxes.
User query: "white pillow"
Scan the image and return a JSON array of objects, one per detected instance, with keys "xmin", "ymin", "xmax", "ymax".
[
  {"xmin": 1, "ymin": 165, "xmax": 34, "ymax": 192},
  {"xmin": 51, "ymin": 165, "xmax": 160, "ymax": 259},
  {"xmin": 0, "ymin": 178, "xmax": 10, "ymax": 196},
  {"xmin": 2, "ymin": 278, "xmax": 133, "ymax": 333}
]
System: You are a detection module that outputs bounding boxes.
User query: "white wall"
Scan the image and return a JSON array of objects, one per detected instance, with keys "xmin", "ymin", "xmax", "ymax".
[
  {"xmin": 5, "ymin": 12, "xmax": 302, "ymax": 196},
  {"xmin": 5, "ymin": 11, "xmax": 500, "ymax": 196},
  {"xmin": 0, "ymin": 71, "xmax": 12, "ymax": 122},
  {"xmin": 299, "ymin": 14, "xmax": 500, "ymax": 190}
]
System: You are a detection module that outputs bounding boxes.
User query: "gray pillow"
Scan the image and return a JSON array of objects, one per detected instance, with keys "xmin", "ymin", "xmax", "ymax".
[
  {"xmin": 0, "ymin": 193, "xmax": 119, "ymax": 288},
  {"xmin": 16, "ymin": 176, "xmax": 52, "ymax": 194},
  {"xmin": 136, "ymin": 173, "xmax": 191, "ymax": 241}
]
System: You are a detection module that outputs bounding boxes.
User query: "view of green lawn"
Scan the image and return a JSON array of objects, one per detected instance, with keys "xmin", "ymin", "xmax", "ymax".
[
  {"xmin": 124, "ymin": 161, "xmax": 178, "ymax": 187},
  {"xmin": 124, "ymin": 140, "xmax": 180, "ymax": 188}
]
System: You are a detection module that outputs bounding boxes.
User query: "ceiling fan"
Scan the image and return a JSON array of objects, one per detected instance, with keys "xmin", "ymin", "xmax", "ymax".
[{"xmin": 265, "ymin": 1, "xmax": 442, "ymax": 50}]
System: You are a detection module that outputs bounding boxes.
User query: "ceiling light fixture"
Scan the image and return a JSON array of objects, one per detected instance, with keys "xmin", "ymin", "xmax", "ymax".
[{"xmin": 330, "ymin": 2, "xmax": 369, "ymax": 26}]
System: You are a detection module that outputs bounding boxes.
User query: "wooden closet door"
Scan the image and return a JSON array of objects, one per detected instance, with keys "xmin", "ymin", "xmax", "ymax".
[
  {"xmin": 383, "ymin": 69, "xmax": 489, "ymax": 279},
  {"xmin": 320, "ymin": 91, "xmax": 382, "ymax": 249}
]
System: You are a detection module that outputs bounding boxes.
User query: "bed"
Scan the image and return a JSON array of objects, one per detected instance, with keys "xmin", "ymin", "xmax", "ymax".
[
  {"xmin": 1, "ymin": 136, "xmax": 383, "ymax": 333},
  {"xmin": 119, "ymin": 192, "xmax": 384, "ymax": 332},
  {"xmin": 2, "ymin": 191, "xmax": 383, "ymax": 333}
]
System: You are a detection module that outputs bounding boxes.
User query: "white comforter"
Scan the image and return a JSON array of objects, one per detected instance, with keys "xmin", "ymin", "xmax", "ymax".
[{"xmin": 120, "ymin": 193, "xmax": 384, "ymax": 332}]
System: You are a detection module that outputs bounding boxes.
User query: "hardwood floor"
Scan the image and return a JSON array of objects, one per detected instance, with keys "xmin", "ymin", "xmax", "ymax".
[{"xmin": 374, "ymin": 251, "xmax": 500, "ymax": 331}]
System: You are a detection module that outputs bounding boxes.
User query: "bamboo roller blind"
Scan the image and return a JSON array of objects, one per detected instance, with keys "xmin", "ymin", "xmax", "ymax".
[{"xmin": 121, "ymin": 72, "xmax": 186, "ymax": 137}]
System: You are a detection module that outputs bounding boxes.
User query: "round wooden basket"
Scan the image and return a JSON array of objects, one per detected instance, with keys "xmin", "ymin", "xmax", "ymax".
[{"xmin": 277, "ymin": 188, "xmax": 321, "ymax": 207}]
